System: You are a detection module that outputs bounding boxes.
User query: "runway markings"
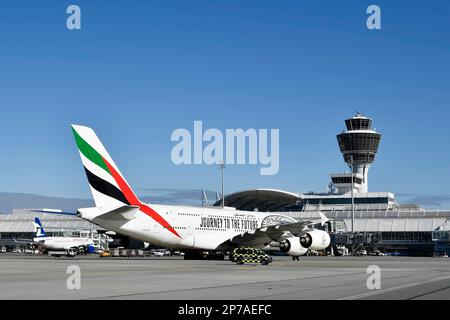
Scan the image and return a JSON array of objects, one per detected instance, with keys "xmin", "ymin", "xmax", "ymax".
[
  {"xmin": 84, "ymin": 271, "xmax": 365, "ymax": 300},
  {"xmin": 338, "ymin": 275, "xmax": 450, "ymax": 300},
  {"xmin": 407, "ymin": 285, "xmax": 450, "ymax": 300}
]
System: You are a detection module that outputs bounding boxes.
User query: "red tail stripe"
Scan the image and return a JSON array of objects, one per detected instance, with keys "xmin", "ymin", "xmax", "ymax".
[{"xmin": 102, "ymin": 157, "xmax": 181, "ymax": 239}]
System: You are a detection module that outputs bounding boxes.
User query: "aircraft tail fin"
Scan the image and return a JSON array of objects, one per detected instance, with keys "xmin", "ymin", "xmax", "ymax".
[
  {"xmin": 319, "ymin": 212, "xmax": 330, "ymax": 226},
  {"xmin": 71, "ymin": 125, "xmax": 182, "ymax": 239},
  {"xmin": 33, "ymin": 217, "xmax": 47, "ymax": 238},
  {"xmin": 71, "ymin": 125, "xmax": 142, "ymax": 208}
]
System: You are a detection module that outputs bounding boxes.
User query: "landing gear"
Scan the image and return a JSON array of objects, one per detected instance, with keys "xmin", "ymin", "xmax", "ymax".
[
  {"xmin": 184, "ymin": 251, "xmax": 225, "ymax": 260},
  {"xmin": 292, "ymin": 256, "xmax": 300, "ymax": 261}
]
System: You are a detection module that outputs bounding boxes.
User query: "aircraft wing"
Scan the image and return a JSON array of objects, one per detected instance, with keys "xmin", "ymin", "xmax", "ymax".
[
  {"xmin": 13, "ymin": 238, "xmax": 35, "ymax": 245},
  {"xmin": 31, "ymin": 226, "xmax": 93, "ymax": 231},
  {"xmin": 230, "ymin": 212, "xmax": 329, "ymax": 245}
]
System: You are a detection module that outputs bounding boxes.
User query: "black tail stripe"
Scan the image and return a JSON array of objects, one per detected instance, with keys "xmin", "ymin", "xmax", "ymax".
[{"xmin": 84, "ymin": 167, "xmax": 130, "ymax": 205}]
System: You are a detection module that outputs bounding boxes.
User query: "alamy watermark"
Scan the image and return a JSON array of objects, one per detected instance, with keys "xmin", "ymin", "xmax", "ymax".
[
  {"xmin": 367, "ymin": 5, "xmax": 381, "ymax": 30},
  {"xmin": 66, "ymin": 265, "xmax": 82, "ymax": 290},
  {"xmin": 366, "ymin": 265, "xmax": 381, "ymax": 290},
  {"xmin": 66, "ymin": 5, "xmax": 81, "ymax": 30},
  {"xmin": 65, "ymin": 4, "xmax": 380, "ymax": 31},
  {"xmin": 171, "ymin": 121, "xmax": 279, "ymax": 175}
]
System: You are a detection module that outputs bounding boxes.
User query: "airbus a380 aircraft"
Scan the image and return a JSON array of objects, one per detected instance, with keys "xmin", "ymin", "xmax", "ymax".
[{"xmin": 71, "ymin": 125, "xmax": 331, "ymax": 258}]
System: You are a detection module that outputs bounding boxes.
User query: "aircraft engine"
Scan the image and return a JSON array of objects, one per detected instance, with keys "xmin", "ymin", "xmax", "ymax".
[
  {"xmin": 300, "ymin": 230, "xmax": 331, "ymax": 250},
  {"xmin": 279, "ymin": 237, "xmax": 308, "ymax": 256}
]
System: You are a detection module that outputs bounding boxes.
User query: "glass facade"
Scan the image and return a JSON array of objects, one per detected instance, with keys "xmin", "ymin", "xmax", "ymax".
[
  {"xmin": 382, "ymin": 232, "xmax": 431, "ymax": 242},
  {"xmin": 432, "ymin": 231, "xmax": 450, "ymax": 242},
  {"xmin": 301, "ymin": 197, "xmax": 389, "ymax": 205},
  {"xmin": 337, "ymin": 132, "xmax": 381, "ymax": 154},
  {"xmin": 331, "ymin": 176, "xmax": 363, "ymax": 185},
  {"xmin": 342, "ymin": 153, "xmax": 376, "ymax": 163},
  {"xmin": 345, "ymin": 118, "xmax": 372, "ymax": 131}
]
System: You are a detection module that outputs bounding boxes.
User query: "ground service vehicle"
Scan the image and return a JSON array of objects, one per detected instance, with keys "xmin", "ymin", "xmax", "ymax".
[
  {"xmin": 48, "ymin": 248, "xmax": 77, "ymax": 257},
  {"xmin": 231, "ymin": 247, "xmax": 272, "ymax": 265}
]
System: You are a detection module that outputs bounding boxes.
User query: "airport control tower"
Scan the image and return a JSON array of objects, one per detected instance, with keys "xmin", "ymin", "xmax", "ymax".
[{"xmin": 336, "ymin": 113, "xmax": 381, "ymax": 193}]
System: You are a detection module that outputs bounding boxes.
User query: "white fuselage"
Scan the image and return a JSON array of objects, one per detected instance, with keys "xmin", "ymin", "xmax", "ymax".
[
  {"xmin": 33, "ymin": 237, "xmax": 94, "ymax": 250},
  {"xmin": 80, "ymin": 204, "xmax": 297, "ymax": 251}
]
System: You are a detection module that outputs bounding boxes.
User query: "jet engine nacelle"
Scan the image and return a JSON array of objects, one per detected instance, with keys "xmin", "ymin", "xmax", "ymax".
[
  {"xmin": 300, "ymin": 230, "xmax": 331, "ymax": 250},
  {"xmin": 279, "ymin": 237, "xmax": 308, "ymax": 256}
]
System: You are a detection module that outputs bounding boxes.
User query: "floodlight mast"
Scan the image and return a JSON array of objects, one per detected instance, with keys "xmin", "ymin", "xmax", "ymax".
[
  {"xmin": 219, "ymin": 161, "xmax": 225, "ymax": 208},
  {"xmin": 350, "ymin": 154, "xmax": 354, "ymax": 234}
]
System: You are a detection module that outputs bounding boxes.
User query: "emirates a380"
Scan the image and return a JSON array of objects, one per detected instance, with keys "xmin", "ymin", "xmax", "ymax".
[{"xmin": 71, "ymin": 125, "xmax": 331, "ymax": 258}]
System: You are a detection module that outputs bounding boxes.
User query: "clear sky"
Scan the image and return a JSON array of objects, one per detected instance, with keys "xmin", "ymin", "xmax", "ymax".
[{"xmin": 0, "ymin": 1, "xmax": 449, "ymax": 207}]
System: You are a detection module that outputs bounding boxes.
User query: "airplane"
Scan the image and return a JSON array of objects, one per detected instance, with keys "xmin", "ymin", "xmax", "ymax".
[
  {"xmin": 71, "ymin": 125, "xmax": 331, "ymax": 259},
  {"xmin": 32, "ymin": 217, "xmax": 95, "ymax": 252}
]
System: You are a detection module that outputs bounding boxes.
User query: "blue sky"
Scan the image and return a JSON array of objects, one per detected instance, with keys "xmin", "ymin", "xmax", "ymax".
[{"xmin": 0, "ymin": 1, "xmax": 449, "ymax": 208}]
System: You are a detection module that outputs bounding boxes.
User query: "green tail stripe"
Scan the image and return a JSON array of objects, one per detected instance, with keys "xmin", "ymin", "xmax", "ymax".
[{"xmin": 72, "ymin": 127, "xmax": 111, "ymax": 175}]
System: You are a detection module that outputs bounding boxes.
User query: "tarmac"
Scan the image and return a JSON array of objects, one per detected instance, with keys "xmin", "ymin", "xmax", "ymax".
[{"xmin": 0, "ymin": 255, "xmax": 449, "ymax": 300}]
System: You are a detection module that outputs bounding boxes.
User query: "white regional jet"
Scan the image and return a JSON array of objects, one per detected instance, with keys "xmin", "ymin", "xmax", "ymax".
[
  {"xmin": 33, "ymin": 217, "xmax": 94, "ymax": 251},
  {"xmin": 71, "ymin": 125, "xmax": 331, "ymax": 258}
]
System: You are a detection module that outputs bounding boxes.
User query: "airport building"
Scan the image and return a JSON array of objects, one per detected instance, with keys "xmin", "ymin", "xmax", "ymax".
[
  {"xmin": 215, "ymin": 114, "xmax": 450, "ymax": 256},
  {"xmin": 0, "ymin": 209, "xmax": 109, "ymax": 250}
]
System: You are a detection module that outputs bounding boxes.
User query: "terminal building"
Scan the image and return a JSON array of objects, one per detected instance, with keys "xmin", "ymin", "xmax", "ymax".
[{"xmin": 215, "ymin": 114, "xmax": 450, "ymax": 256}]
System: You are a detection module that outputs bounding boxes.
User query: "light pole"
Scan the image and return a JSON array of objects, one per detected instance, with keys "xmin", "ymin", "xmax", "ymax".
[
  {"xmin": 350, "ymin": 155, "xmax": 355, "ymax": 234},
  {"xmin": 201, "ymin": 189, "xmax": 208, "ymax": 206},
  {"xmin": 219, "ymin": 161, "xmax": 225, "ymax": 208}
]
